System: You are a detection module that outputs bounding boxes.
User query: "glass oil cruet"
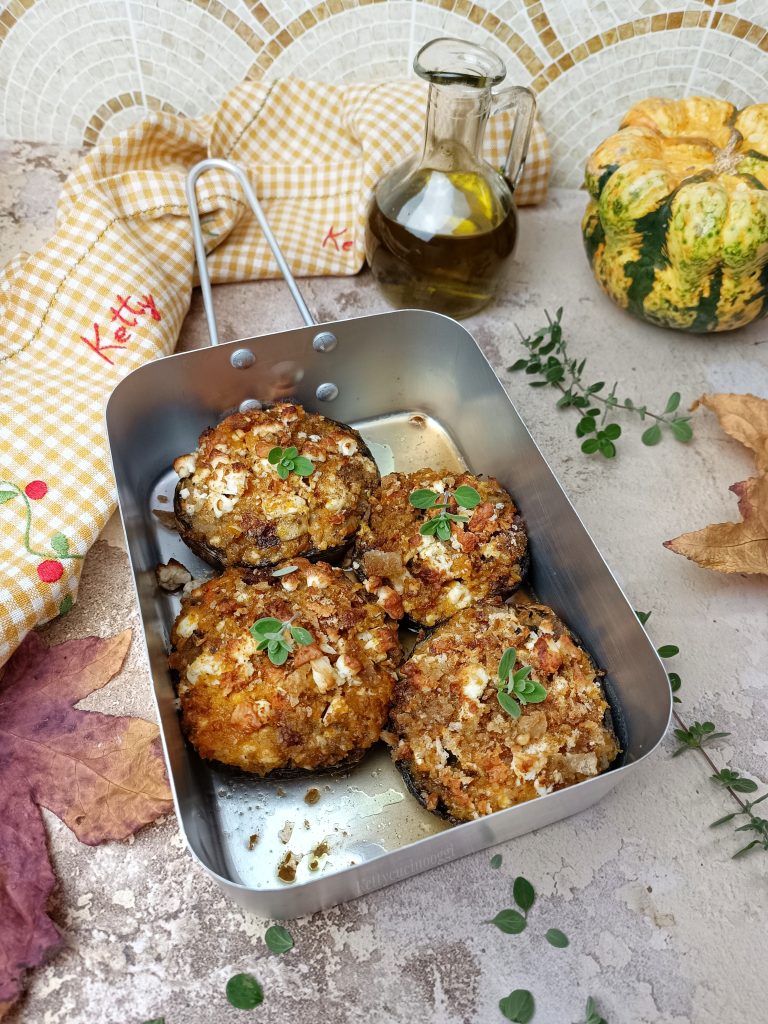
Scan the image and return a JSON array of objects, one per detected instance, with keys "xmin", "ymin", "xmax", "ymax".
[{"xmin": 366, "ymin": 37, "xmax": 536, "ymax": 319}]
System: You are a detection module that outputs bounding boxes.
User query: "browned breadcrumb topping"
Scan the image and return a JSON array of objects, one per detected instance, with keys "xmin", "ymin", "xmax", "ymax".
[
  {"xmin": 173, "ymin": 403, "xmax": 379, "ymax": 568},
  {"xmin": 169, "ymin": 559, "xmax": 401, "ymax": 774},
  {"xmin": 387, "ymin": 601, "xmax": 619, "ymax": 821},
  {"xmin": 354, "ymin": 470, "xmax": 527, "ymax": 626}
]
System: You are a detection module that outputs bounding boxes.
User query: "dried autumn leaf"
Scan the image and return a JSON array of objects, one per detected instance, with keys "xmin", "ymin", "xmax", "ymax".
[
  {"xmin": 665, "ymin": 475, "xmax": 768, "ymax": 573},
  {"xmin": 691, "ymin": 393, "xmax": 768, "ymax": 474},
  {"xmin": 0, "ymin": 630, "xmax": 172, "ymax": 1015},
  {"xmin": 665, "ymin": 393, "xmax": 768, "ymax": 574}
]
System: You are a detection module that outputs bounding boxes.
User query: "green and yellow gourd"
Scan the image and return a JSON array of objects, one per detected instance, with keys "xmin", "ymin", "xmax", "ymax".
[{"xmin": 582, "ymin": 97, "xmax": 768, "ymax": 332}]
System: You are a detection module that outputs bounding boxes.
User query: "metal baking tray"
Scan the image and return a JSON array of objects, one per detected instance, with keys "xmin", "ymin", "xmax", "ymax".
[{"xmin": 106, "ymin": 160, "xmax": 671, "ymax": 919}]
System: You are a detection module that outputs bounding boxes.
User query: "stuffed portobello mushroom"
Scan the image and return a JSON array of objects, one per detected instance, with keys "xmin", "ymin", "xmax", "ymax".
[
  {"xmin": 354, "ymin": 469, "xmax": 528, "ymax": 627},
  {"xmin": 386, "ymin": 601, "xmax": 619, "ymax": 821},
  {"xmin": 169, "ymin": 559, "xmax": 401, "ymax": 775},
  {"xmin": 173, "ymin": 402, "xmax": 379, "ymax": 569}
]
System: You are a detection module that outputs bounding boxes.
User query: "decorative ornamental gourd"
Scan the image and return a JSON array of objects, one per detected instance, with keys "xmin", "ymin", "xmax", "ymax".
[{"xmin": 582, "ymin": 97, "xmax": 768, "ymax": 332}]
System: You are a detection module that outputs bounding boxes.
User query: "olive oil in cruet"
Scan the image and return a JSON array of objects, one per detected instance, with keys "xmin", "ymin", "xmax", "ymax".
[{"xmin": 365, "ymin": 38, "xmax": 536, "ymax": 319}]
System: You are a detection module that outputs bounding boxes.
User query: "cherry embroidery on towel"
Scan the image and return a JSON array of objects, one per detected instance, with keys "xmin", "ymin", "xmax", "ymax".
[{"xmin": 0, "ymin": 479, "xmax": 84, "ymax": 584}]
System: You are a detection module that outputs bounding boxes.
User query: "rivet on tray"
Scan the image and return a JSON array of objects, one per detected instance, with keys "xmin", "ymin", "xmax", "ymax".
[
  {"xmin": 231, "ymin": 348, "xmax": 256, "ymax": 369},
  {"xmin": 238, "ymin": 398, "xmax": 263, "ymax": 413},
  {"xmin": 313, "ymin": 331, "xmax": 337, "ymax": 353},
  {"xmin": 316, "ymin": 382, "xmax": 339, "ymax": 402}
]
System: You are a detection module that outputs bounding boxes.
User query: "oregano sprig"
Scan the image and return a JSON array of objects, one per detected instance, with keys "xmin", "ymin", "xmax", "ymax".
[
  {"xmin": 249, "ymin": 617, "xmax": 314, "ymax": 666},
  {"xmin": 409, "ymin": 484, "xmax": 482, "ymax": 541},
  {"xmin": 496, "ymin": 648, "xmax": 547, "ymax": 720},
  {"xmin": 268, "ymin": 445, "xmax": 315, "ymax": 480},
  {"xmin": 508, "ymin": 309, "xmax": 694, "ymax": 458}
]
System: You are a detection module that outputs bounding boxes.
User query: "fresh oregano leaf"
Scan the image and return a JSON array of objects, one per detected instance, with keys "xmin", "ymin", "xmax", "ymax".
[
  {"xmin": 250, "ymin": 617, "xmax": 283, "ymax": 638},
  {"xmin": 226, "ymin": 973, "xmax": 264, "ymax": 1009},
  {"xmin": 498, "ymin": 690, "xmax": 521, "ymax": 719},
  {"xmin": 293, "ymin": 456, "xmax": 315, "ymax": 477},
  {"xmin": 657, "ymin": 644, "xmax": 679, "ymax": 658},
  {"xmin": 290, "ymin": 626, "xmax": 313, "ymax": 646},
  {"xmin": 454, "ymin": 484, "xmax": 482, "ymax": 509},
  {"xmin": 498, "ymin": 648, "xmax": 517, "ymax": 683},
  {"xmin": 489, "ymin": 909, "xmax": 527, "ymax": 934},
  {"xmin": 512, "ymin": 876, "xmax": 535, "ymax": 913},
  {"xmin": 490, "ymin": 854, "xmax": 503, "ymax": 869},
  {"xmin": 499, "ymin": 989, "xmax": 535, "ymax": 1023},
  {"xmin": 641, "ymin": 424, "xmax": 662, "ymax": 446},
  {"xmin": 264, "ymin": 924, "xmax": 294, "ymax": 954},
  {"xmin": 409, "ymin": 488, "xmax": 438, "ymax": 509},
  {"xmin": 670, "ymin": 419, "xmax": 693, "ymax": 442},
  {"xmin": 545, "ymin": 928, "xmax": 569, "ymax": 948},
  {"xmin": 268, "ymin": 447, "xmax": 283, "ymax": 465},
  {"xmin": 268, "ymin": 642, "xmax": 289, "ymax": 666},
  {"xmin": 665, "ymin": 392, "xmax": 681, "ymax": 413}
]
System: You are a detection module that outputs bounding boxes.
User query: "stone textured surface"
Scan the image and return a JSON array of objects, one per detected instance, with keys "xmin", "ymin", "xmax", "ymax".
[
  {"xmin": 2, "ymin": 144, "xmax": 768, "ymax": 1024},
  {"xmin": 1, "ymin": 0, "xmax": 768, "ymax": 180}
]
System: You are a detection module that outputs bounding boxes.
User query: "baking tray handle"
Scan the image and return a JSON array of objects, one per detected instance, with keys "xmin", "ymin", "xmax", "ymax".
[{"xmin": 185, "ymin": 158, "xmax": 317, "ymax": 346}]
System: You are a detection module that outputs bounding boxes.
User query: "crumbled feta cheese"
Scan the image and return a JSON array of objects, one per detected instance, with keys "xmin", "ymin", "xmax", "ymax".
[{"xmin": 461, "ymin": 665, "xmax": 489, "ymax": 702}]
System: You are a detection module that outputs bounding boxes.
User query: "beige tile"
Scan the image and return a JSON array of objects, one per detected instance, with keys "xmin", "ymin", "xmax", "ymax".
[
  {"xmin": 0, "ymin": 0, "xmax": 141, "ymax": 144},
  {"xmin": 126, "ymin": 0, "xmax": 264, "ymax": 121}
]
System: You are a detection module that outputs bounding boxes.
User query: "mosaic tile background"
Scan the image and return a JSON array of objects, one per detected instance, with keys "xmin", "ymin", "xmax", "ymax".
[{"xmin": 0, "ymin": 1, "xmax": 767, "ymax": 185}]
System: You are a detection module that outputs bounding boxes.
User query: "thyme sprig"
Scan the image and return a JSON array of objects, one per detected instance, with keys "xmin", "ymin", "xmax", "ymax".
[
  {"xmin": 672, "ymin": 721, "xmax": 731, "ymax": 757},
  {"xmin": 508, "ymin": 309, "xmax": 694, "ymax": 458},
  {"xmin": 711, "ymin": 791, "xmax": 768, "ymax": 858},
  {"xmin": 409, "ymin": 485, "xmax": 482, "ymax": 541},
  {"xmin": 637, "ymin": 609, "xmax": 767, "ymax": 858}
]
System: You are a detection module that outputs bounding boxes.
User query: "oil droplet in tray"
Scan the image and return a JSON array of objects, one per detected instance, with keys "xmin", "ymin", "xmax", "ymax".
[
  {"xmin": 304, "ymin": 787, "xmax": 321, "ymax": 805},
  {"xmin": 348, "ymin": 787, "xmax": 405, "ymax": 818}
]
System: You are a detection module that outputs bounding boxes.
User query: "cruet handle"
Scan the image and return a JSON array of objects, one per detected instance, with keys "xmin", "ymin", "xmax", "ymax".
[{"xmin": 492, "ymin": 86, "xmax": 537, "ymax": 193}]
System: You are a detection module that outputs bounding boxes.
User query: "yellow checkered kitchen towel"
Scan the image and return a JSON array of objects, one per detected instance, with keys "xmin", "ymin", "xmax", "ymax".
[{"xmin": 0, "ymin": 77, "xmax": 550, "ymax": 667}]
